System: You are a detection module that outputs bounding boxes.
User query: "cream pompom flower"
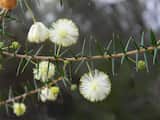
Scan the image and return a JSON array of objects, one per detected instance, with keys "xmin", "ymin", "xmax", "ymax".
[
  {"xmin": 49, "ymin": 19, "xmax": 79, "ymax": 47},
  {"xmin": 28, "ymin": 22, "xmax": 49, "ymax": 43},
  {"xmin": 33, "ymin": 61, "xmax": 55, "ymax": 82},
  {"xmin": 40, "ymin": 86, "xmax": 60, "ymax": 102},
  {"xmin": 13, "ymin": 102, "xmax": 26, "ymax": 117},
  {"xmin": 79, "ymin": 69, "xmax": 111, "ymax": 102}
]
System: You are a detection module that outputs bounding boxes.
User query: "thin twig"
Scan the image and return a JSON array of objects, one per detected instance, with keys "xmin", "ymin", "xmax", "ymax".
[
  {"xmin": 0, "ymin": 77, "xmax": 63, "ymax": 106},
  {"xmin": 1, "ymin": 44, "xmax": 160, "ymax": 62}
]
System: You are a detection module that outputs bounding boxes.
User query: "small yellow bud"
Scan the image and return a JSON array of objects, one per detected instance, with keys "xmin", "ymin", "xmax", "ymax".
[
  {"xmin": 137, "ymin": 60, "xmax": 146, "ymax": 71},
  {"xmin": 50, "ymin": 86, "xmax": 60, "ymax": 95},
  {"xmin": 70, "ymin": 84, "xmax": 77, "ymax": 91},
  {"xmin": 40, "ymin": 86, "xmax": 60, "ymax": 102},
  {"xmin": 13, "ymin": 102, "xmax": 26, "ymax": 117},
  {"xmin": 10, "ymin": 41, "xmax": 20, "ymax": 49}
]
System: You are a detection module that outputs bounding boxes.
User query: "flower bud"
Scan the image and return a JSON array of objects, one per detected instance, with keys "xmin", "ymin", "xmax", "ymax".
[
  {"xmin": 13, "ymin": 102, "xmax": 26, "ymax": 117},
  {"xmin": 10, "ymin": 41, "xmax": 20, "ymax": 49},
  {"xmin": 0, "ymin": 0, "xmax": 17, "ymax": 10},
  {"xmin": 70, "ymin": 84, "xmax": 77, "ymax": 91},
  {"xmin": 137, "ymin": 60, "xmax": 146, "ymax": 71},
  {"xmin": 40, "ymin": 86, "xmax": 60, "ymax": 102},
  {"xmin": 33, "ymin": 61, "xmax": 55, "ymax": 82},
  {"xmin": 28, "ymin": 22, "xmax": 49, "ymax": 43},
  {"xmin": 50, "ymin": 86, "xmax": 60, "ymax": 95}
]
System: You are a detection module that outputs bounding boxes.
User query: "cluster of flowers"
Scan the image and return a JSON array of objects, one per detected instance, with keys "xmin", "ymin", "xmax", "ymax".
[
  {"xmin": 33, "ymin": 61, "xmax": 112, "ymax": 102},
  {"xmin": 27, "ymin": 19, "xmax": 79, "ymax": 47},
  {"xmin": 32, "ymin": 61, "xmax": 111, "ymax": 103},
  {"xmin": 12, "ymin": 18, "xmax": 112, "ymax": 117}
]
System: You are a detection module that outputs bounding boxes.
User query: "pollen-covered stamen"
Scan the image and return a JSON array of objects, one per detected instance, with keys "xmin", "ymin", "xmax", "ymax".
[{"xmin": 79, "ymin": 69, "xmax": 111, "ymax": 102}]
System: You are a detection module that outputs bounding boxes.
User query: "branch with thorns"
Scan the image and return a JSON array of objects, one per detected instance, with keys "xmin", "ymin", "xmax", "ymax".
[
  {"xmin": 0, "ymin": 40, "xmax": 159, "ymax": 106},
  {"xmin": 1, "ymin": 41, "xmax": 160, "ymax": 62},
  {"xmin": 0, "ymin": 0, "xmax": 160, "ymax": 108},
  {"xmin": 0, "ymin": 77, "xmax": 63, "ymax": 106}
]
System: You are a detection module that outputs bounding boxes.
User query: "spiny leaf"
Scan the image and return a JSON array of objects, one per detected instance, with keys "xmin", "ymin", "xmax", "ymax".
[
  {"xmin": 104, "ymin": 40, "xmax": 112, "ymax": 57},
  {"xmin": 59, "ymin": 47, "xmax": 70, "ymax": 57},
  {"xmin": 16, "ymin": 58, "xmax": 24, "ymax": 76},
  {"xmin": 153, "ymin": 48, "xmax": 158, "ymax": 64},
  {"xmin": 144, "ymin": 53, "xmax": 149, "ymax": 72},
  {"xmin": 150, "ymin": 30, "xmax": 157, "ymax": 46},
  {"xmin": 94, "ymin": 39, "xmax": 104, "ymax": 55},
  {"xmin": 76, "ymin": 39, "xmax": 86, "ymax": 56},
  {"xmin": 112, "ymin": 34, "xmax": 116, "ymax": 76},
  {"xmin": 136, "ymin": 53, "xmax": 139, "ymax": 72},
  {"xmin": 81, "ymin": 39, "xmax": 86, "ymax": 56},
  {"xmin": 120, "ymin": 37, "xmax": 132, "ymax": 64},
  {"xmin": 125, "ymin": 37, "xmax": 132, "ymax": 51},
  {"xmin": 112, "ymin": 58, "xmax": 115, "ymax": 76},
  {"xmin": 141, "ymin": 32, "xmax": 145, "ymax": 47},
  {"xmin": 21, "ymin": 45, "xmax": 43, "ymax": 73},
  {"xmin": 75, "ymin": 39, "xmax": 92, "ymax": 74},
  {"xmin": 75, "ymin": 60, "xmax": 84, "ymax": 74},
  {"xmin": 133, "ymin": 38, "xmax": 139, "ymax": 50}
]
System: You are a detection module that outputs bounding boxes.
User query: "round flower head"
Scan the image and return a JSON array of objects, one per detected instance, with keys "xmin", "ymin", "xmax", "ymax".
[
  {"xmin": 28, "ymin": 22, "xmax": 49, "ymax": 43},
  {"xmin": 49, "ymin": 19, "xmax": 79, "ymax": 47},
  {"xmin": 79, "ymin": 69, "xmax": 111, "ymax": 102},
  {"xmin": 13, "ymin": 102, "xmax": 26, "ymax": 117},
  {"xmin": 33, "ymin": 61, "xmax": 55, "ymax": 82},
  {"xmin": 40, "ymin": 86, "xmax": 60, "ymax": 102}
]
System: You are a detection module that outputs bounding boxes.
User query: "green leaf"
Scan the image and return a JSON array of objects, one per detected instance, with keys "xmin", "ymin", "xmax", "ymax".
[
  {"xmin": 120, "ymin": 37, "xmax": 132, "ymax": 64},
  {"xmin": 112, "ymin": 58, "xmax": 115, "ymax": 76},
  {"xmin": 141, "ymin": 32, "xmax": 145, "ymax": 47},
  {"xmin": 104, "ymin": 40, "xmax": 112, "ymax": 56},
  {"xmin": 112, "ymin": 34, "xmax": 116, "ymax": 76},
  {"xmin": 75, "ymin": 60, "xmax": 85, "ymax": 74},
  {"xmin": 94, "ymin": 39, "xmax": 104, "ymax": 55},
  {"xmin": 150, "ymin": 30, "xmax": 157, "ymax": 46},
  {"xmin": 136, "ymin": 53, "xmax": 139, "ymax": 72},
  {"xmin": 16, "ymin": 58, "xmax": 24, "ymax": 76},
  {"xmin": 21, "ymin": 45, "xmax": 43, "ymax": 73},
  {"xmin": 133, "ymin": 38, "xmax": 139, "ymax": 50},
  {"xmin": 153, "ymin": 48, "xmax": 158, "ymax": 64},
  {"xmin": 144, "ymin": 53, "xmax": 149, "ymax": 72}
]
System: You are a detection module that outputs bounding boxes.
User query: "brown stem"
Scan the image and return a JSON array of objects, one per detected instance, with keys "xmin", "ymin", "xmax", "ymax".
[
  {"xmin": 2, "ymin": 45, "xmax": 160, "ymax": 62},
  {"xmin": 0, "ymin": 77, "xmax": 62, "ymax": 106}
]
